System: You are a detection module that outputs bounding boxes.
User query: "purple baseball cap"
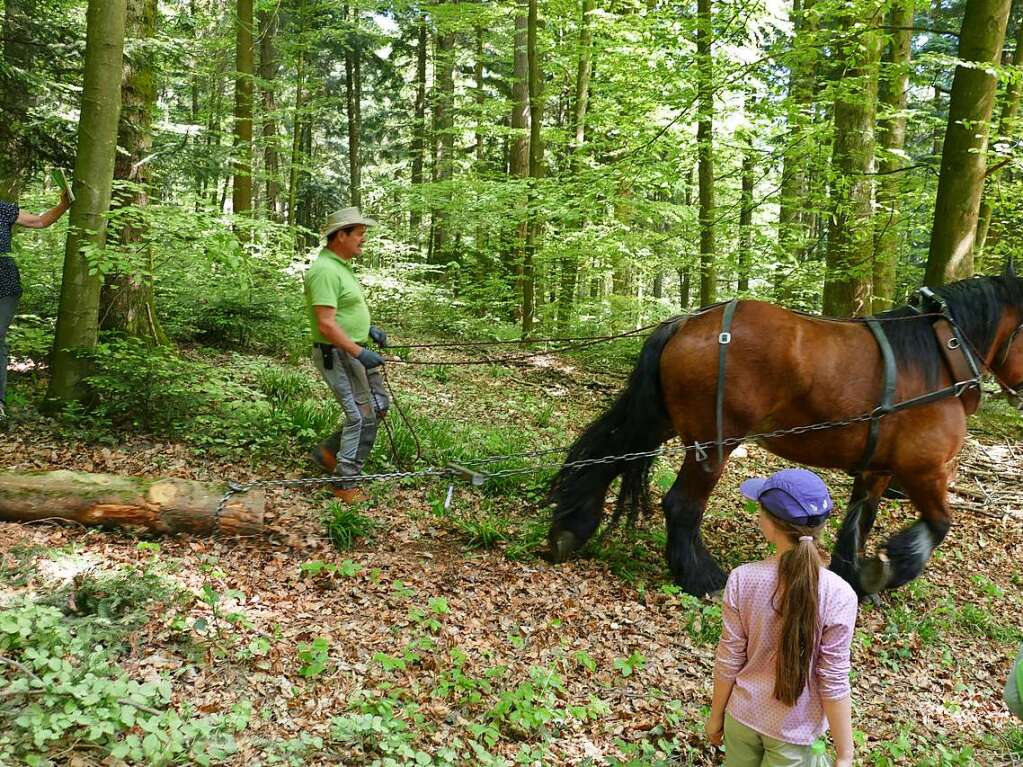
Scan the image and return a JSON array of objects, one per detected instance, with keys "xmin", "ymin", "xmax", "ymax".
[{"xmin": 740, "ymin": 468, "xmax": 833, "ymax": 527}]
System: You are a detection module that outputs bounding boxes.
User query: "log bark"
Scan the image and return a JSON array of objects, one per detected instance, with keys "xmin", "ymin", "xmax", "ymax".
[{"xmin": 0, "ymin": 470, "xmax": 264, "ymax": 535}]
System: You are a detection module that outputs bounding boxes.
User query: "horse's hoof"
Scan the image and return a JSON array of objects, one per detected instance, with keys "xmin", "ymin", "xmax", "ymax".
[
  {"xmin": 858, "ymin": 553, "xmax": 891, "ymax": 595},
  {"xmin": 861, "ymin": 592, "xmax": 883, "ymax": 608},
  {"xmin": 549, "ymin": 530, "xmax": 579, "ymax": 563}
]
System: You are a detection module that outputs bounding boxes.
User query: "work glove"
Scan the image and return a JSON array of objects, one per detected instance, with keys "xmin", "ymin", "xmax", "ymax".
[
  {"xmin": 369, "ymin": 325, "xmax": 388, "ymax": 348},
  {"xmin": 357, "ymin": 348, "xmax": 385, "ymax": 369}
]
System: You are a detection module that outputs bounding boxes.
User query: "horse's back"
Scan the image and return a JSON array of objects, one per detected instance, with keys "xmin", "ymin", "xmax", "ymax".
[{"xmin": 658, "ymin": 301, "xmax": 887, "ymax": 466}]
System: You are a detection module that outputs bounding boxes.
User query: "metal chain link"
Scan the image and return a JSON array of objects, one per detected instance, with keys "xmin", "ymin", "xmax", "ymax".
[
  {"xmin": 213, "ymin": 466, "xmax": 450, "ymax": 531},
  {"xmin": 212, "ymin": 406, "xmax": 887, "ymax": 532}
]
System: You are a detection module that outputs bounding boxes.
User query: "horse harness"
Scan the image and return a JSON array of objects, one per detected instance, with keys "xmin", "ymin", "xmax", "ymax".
[{"xmin": 708, "ymin": 290, "xmax": 994, "ymax": 471}]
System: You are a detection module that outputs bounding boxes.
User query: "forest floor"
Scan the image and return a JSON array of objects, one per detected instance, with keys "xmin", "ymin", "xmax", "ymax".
[{"xmin": 1, "ymin": 342, "xmax": 1022, "ymax": 766}]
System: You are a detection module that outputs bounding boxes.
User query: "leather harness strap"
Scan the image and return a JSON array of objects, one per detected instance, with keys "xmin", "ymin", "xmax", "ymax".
[
  {"xmin": 932, "ymin": 319, "xmax": 982, "ymax": 415},
  {"xmin": 715, "ymin": 299, "xmax": 739, "ymax": 465},
  {"xmin": 855, "ymin": 318, "xmax": 896, "ymax": 471}
]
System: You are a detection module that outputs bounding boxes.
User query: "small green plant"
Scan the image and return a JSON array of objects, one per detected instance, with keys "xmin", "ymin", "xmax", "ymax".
[
  {"xmin": 322, "ymin": 501, "xmax": 376, "ymax": 550},
  {"xmin": 676, "ymin": 593, "xmax": 723, "ymax": 646},
  {"xmin": 452, "ymin": 515, "xmax": 508, "ymax": 549},
  {"xmin": 297, "ymin": 637, "xmax": 331, "ymax": 678},
  {"xmin": 613, "ymin": 651, "xmax": 647, "ymax": 677}
]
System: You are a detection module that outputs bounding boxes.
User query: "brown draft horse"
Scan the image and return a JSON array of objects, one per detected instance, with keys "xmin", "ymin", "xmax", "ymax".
[{"xmin": 547, "ymin": 267, "xmax": 1023, "ymax": 597}]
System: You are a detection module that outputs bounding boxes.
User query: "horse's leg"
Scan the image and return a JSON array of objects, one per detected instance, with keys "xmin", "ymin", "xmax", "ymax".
[
  {"xmin": 830, "ymin": 473, "xmax": 891, "ymax": 597},
  {"xmin": 548, "ymin": 464, "xmax": 619, "ymax": 560},
  {"xmin": 662, "ymin": 453, "xmax": 729, "ymax": 596},
  {"xmin": 859, "ymin": 469, "xmax": 951, "ymax": 593}
]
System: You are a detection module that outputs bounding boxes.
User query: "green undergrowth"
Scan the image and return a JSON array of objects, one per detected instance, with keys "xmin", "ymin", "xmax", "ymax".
[{"xmin": 0, "ymin": 550, "xmax": 249, "ymax": 765}]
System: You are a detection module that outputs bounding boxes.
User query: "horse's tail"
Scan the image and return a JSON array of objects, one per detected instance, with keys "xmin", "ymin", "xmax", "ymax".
[{"xmin": 548, "ymin": 319, "xmax": 682, "ymax": 554}]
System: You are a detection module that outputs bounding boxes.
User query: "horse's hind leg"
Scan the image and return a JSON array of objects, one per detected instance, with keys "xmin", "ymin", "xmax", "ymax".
[
  {"xmin": 662, "ymin": 453, "xmax": 729, "ymax": 596},
  {"xmin": 830, "ymin": 473, "xmax": 891, "ymax": 597},
  {"xmin": 860, "ymin": 469, "xmax": 951, "ymax": 593}
]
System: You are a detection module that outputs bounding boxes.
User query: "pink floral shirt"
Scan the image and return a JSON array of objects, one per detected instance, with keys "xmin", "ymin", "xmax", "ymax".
[{"xmin": 714, "ymin": 558, "xmax": 858, "ymax": 745}]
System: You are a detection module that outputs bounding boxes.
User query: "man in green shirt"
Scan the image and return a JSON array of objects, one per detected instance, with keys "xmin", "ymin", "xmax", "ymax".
[{"xmin": 304, "ymin": 207, "xmax": 389, "ymax": 503}]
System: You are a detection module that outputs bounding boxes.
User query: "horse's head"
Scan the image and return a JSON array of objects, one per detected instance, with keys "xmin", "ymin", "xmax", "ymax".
[{"xmin": 992, "ymin": 261, "xmax": 1023, "ymax": 408}]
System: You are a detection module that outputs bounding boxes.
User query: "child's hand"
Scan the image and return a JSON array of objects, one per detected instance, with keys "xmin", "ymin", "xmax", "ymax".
[{"xmin": 704, "ymin": 711, "xmax": 724, "ymax": 746}]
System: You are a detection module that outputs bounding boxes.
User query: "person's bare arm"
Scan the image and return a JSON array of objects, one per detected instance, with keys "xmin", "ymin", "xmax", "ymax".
[
  {"xmin": 16, "ymin": 194, "xmax": 70, "ymax": 229},
  {"xmin": 313, "ymin": 305, "xmax": 363, "ymax": 357},
  {"xmin": 704, "ymin": 673, "xmax": 735, "ymax": 746},
  {"xmin": 821, "ymin": 695, "xmax": 853, "ymax": 767}
]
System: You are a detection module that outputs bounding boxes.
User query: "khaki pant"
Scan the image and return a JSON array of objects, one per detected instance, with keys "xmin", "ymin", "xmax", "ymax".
[
  {"xmin": 311, "ymin": 346, "xmax": 389, "ymax": 485},
  {"xmin": 724, "ymin": 714, "xmax": 832, "ymax": 767}
]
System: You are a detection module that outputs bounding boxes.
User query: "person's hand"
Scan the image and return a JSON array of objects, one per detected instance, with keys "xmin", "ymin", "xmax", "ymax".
[
  {"xmin": 704, "ymin": 711, "xmax": 724, "ymax": 747},
  {"xmin": 60, "ymin": 190, "xmax": 71, "ymax": 209},
  {"xmin": 357, "ymin": 348, "xmax": 384, "ymax": 369},
  {"xmin": 369, "ymin": 325, "xmax": 388, "ymax": 348},
  {"xmin": 834, "ymin": 756, "xmax": 853, "ymax": 767}
]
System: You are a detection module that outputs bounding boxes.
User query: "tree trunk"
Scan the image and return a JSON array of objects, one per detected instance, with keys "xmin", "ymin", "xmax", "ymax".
[
  {"xmin": 259, "ymin": 7, "xmax": 281, "ymax": 220},
  {"xmin": 924, "ymin": 0, "xmax": 1011, "ymax": 286},
  {"xmin": 232, "ymin": 0, "xmax": 254, "ymax": 230},
  {"xmin": 931, "ymin": 0, "xmax": 946, "ymax": 161},
  {"xmin": 871, "ymin": 0, "xmax": 913, "ymax": 312},
  {"xmin": 47, "ymin": 0, "xmax": 128, "ymax": 406},
  {"xmin": 410, "ymin": 15, "xmax": 427, "ymax": 238},
  {"xmin": 556, "ymin": 0, "xmax": 594, "ymax": 332},
  {"xmin": 0, "ymin": 470, "xmax": 263, "ymax": 535},
  {"xmin": 696, "ymin": 0, "xmax": 716, "ymax": 306},
  {"xmin": 100, "ymin": 0, "xmax": 167, "ymax": 346},
  {"xmin": 0, "ymin": 0, "xmax": 35, "ymax": 201},
  {"xmin": 974, "ymin": 17, "xmax": 1023, "ymax": 262},
  {"xmin": 522, "ymin": 0, "xmax": 544, "ymax": 337},
  {"xmin": 344, "ymin": 4, "xmax": 362, "ymax": 208},
  {"xmin": 287, "ymin": 2, "xmax": 306, "ymax": 230},
  {"xmin": 774, "ymin": 0, "xmax": 817, "ymax": 299},
  {"xmin": 429, "ymin": 25, "xmax": 456, "ymax": 265},
  {"xmin": 821, "ymin": 3, "xmax": 883, "ymax": 317},
  {"xmin": 738, "ymin": 129, "xmax": 754, "ymax": 293},
  {"xmin": 509, "ymin": 2, "xmax": 530, "ymax": 298}
]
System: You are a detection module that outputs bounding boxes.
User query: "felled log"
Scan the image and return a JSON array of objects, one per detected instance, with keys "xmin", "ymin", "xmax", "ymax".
[{"xmin": 0, "ymin": 470, "xmax": 263, "ymax": 535}]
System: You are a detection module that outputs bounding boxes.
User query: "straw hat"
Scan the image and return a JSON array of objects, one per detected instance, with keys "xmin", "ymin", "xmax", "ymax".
[{"xmin": 323, "ymin": 207, "xmax": 377, "ymax": 238}]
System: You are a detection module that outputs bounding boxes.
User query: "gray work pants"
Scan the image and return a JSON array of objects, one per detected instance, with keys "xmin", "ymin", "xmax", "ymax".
[
  {"xmin": 0, "ymin": 294, "xmax": 18, "ymax": 404},
  {"xmin": 311, "ymin": 346, "xmax": 389, "ymax": 485}
]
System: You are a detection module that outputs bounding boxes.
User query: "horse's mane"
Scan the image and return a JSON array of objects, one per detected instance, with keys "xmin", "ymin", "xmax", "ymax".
[{"xmin": 876, "ymin": 267, "xmax": 1023, "ymax": 387}]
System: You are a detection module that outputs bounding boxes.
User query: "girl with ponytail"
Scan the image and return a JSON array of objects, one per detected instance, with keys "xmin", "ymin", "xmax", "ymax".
[{"xmin": 705, "ymin": 469, "xmax": 857, "ymax": 766}]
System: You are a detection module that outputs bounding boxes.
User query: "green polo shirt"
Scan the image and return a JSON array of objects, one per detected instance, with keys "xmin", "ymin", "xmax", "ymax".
[{"xmin": 304, "ymin": 248, "xmax": 371, "ymax": 345}]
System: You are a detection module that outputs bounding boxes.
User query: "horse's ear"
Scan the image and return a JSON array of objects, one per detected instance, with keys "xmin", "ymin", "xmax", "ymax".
[{"xmin": 1003, "ymin": 258, "xmax": 1018, "ymax": 281}]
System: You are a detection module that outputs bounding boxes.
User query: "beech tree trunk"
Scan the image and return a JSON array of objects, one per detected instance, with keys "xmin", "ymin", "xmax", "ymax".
[
  {"xmin": 508, "ymin": 2, "xmax": 530, "ymax": 298},
  {"xmin": 232, "ymin": 0, "xmax": 253, "ymax": 229},
  {"xmin": 775, "ymin": 0, "xmax": 817, "ymax": 299},
  {"xmin": 872, "ymin": 0, "xmax": 913, "ymax": 312},
  {"xmin": 47, "ymin": 0, "xmax": 128, "ymax": 406},
  {"xmin": 259, "ymin": 7, "xmax": 281, "ymax": 220},
  {"xmin": 522, "ymin": 0, "xmax": 544, "ymax": 337},
  {"xmin": 429, "ymin": 25, "xmax": 456, "ymax": 265},
  {"xmin": 0, "ymin": 0, "xmax": 35, "ymax": 201},
  {"xmin": 0, "ymin": 470, "xmax": 264, "ymax": 535},
  {"xmin": 410, "ymin": 16, "xmax": 427, "ymax": 238},
  {"xmin": 556, "ymin": 0, "xmax": 594, "ymax": 332},
  {"xmin": 974, "ymin": 17, "xmax": 1023, "ymax": 262},
  {"xmin": 696, "ymin": 0, "xmax": 716, "ymax": 306},
  {"xmin": 287, "ymin": 0, "xmax": 306, "ymax": 230},
  {"xmin": 924, "ymin": 0, "xmax": 1011, "ymax": 286},
  {"xmin": 101, "ymin": 0, "xmax": 167, "ymax": 346},
  {"xmin": 821, "ymin": 1, "xmax": 883, "ymax": 317},
  {"xmin": 345, "ymin": 4, "xmax": 362, "ymax": 208},
  {"xmin": 738, "ymin": 128, "xmax": 754, "ymax": 293}
]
